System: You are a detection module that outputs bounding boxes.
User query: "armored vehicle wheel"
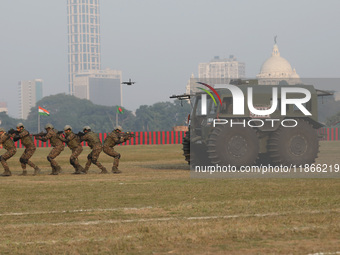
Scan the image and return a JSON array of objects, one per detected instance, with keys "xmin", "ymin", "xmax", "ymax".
[
  {"xmin": 191, "ymin": 144, "xmax": 209, "ymax": 167},
  {"xmin": 182, "ymin": 131, "xmax": 190, "ymax": 164},
  {"xmin": 267, "ymin": 119, "xmax": 319, "ymax": 165},
  {"xmin": 207, "ymin": 124, "xmax": 259, "ymax": 168}
]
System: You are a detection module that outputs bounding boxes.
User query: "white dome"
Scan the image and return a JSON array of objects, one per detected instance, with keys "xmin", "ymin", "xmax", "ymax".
[
  {"xmin": 257, "ymin": 43, "xmax": 300, "ymax": 84},
  {"xmin": 259, "ymin": 44, "xmax": 293, "ymax": 75},
  {"xmin": 260, "ymin": 60, "xmax": 293, "ymax": 76}
]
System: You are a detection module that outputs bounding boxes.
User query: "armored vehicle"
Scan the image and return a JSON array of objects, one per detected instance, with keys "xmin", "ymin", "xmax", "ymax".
[{"xmin": 172, "ymin": 80, "xmax": 331, "ymax": 168}]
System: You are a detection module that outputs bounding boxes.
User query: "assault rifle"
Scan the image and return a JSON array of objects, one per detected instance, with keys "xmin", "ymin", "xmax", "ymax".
[
  {"xmin": 118, "ymin": 131, "xmax": 136, "ymax": 139},
  {"xmin": 8, "ymin": 129, "xmax": 20, "ymax": 142},
  {"xmin": 32, "ymin": 132, "xmax": 47, "ymax": 137},
  {"xmin": 33, "ymin": 130, "xmax": 63, "ymax": 137},
  {"xmin": 76, "ymin": 131, "xmax": 86, "ymax": 137},
  {"xmin": 7, "ymin": 128, "xmax": 19, "ymax": 135}
]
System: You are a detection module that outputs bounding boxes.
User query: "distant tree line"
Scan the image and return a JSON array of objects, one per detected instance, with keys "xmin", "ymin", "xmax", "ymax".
[
  {"xmin": 318, "ymin": 95, "xmax": 340, "ymax": 126},
  {"xmin": 3, "ymin": 93, "xmax": 338, "ymax": 132},
  {"xmin": 0, "ymin": 94, "xmax": 191, "ymax": 133}
]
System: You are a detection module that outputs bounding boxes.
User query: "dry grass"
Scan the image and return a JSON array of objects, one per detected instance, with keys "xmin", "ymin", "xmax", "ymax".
[{"xmin": 0, "ymin": 142, "xmax": 339, "ymax": 254}]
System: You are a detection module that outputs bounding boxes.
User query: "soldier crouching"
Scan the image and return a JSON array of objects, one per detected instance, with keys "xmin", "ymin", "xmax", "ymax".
[
  {"xmin": 79, "ymin": 126, "xmax": 107, "ymax": 174},
  {"xmin": 9, "ymin": 123, "xmax": 41, "ymax": 176},
  {"xmin": 35, "ymin": 123, "xmax": 64, "ymax": 175},
  {"xmin": 59, "ymin": 125, "xmax": 84, "ymax": 174},
  {"xmin": 103, "ymin": 126, "xmax": 131, "ymax": 174},
  {"xmin": 0, "ymin": 128, "xmax": 17, "ymax": 176}
]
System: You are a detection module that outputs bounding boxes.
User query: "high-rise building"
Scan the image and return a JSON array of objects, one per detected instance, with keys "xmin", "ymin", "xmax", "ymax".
[
  {"xmin": 186, "ymin": 55, "xmax": 245, "ymax": 94},
  {"xmin": 18, "ymin": 79, "xmax": 43, "ymax": 119},
  {"xmin": 198, "ymin": 55, "xmax": 245, "ymax": 81},
  {"xmin": 0, "ymin": 102, "xmax": 8, "ymax": 114},
  {"xmin": 73, "ymin": 68, "xmax": 122, "ymax": 106},
  {"xmin": 67, "ymin": 0, "xmax": 101, "ymax": 95}
]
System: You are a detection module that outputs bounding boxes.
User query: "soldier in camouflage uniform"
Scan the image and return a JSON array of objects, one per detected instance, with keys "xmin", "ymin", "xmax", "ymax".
[
  {"xmin": 35, "ymin": 123, "xmax": 64, "ymax": 175},
  {"xmin": 0, "ymin": 128, "xmax": 17, "ymax": 176},
  {"xmin": 9, "ymin": 123, "xmax": 40, "ymax": 176},
  {"xmin": 80, "ymin": 126, "xmax": 108, "ymax": 174},
  {"xmin": 59, "ymin": 125, "xmax": 84, "ymax": 174},
  {"xmin": 103, "ymin": 126, "xmax": 131, "ymax": 174}
]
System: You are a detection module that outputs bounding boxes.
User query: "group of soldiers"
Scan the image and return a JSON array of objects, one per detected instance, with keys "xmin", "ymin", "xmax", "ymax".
[{"xmin": 0, "ymin": 123, "xmax": 133, "ymax": 176}]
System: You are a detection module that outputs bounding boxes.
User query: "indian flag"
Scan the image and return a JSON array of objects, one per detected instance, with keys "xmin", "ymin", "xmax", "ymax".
[{"xmin": 38, "ymin": 106, "xmax": 50, "ymax": 116}]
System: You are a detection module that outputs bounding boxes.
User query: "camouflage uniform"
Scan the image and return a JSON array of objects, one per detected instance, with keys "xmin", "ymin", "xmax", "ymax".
[
  {"xmin": 103, "ymin": 131, "xmax": 128, "ymax": 173},
  {"xmin": 80, "ymin": 131, "xmax": 107, "ymax": 174},
  {"xmin": 0, "ymin": 132, "xmax": 17, "ymax": 176},
  {"xmin": 59, "ymin": 132, "xmax": 84, "ymax": 174},
  {"xmin": 13, "ymin": 129, "xmax": 40, "ymax": 175},
  {"xmin": 36, "ymin": 128, "xmax": 64, "ymax": 175}
]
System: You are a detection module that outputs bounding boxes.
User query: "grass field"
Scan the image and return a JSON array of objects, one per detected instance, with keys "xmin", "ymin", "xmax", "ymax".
[{"xmin": 0, "ymin": 142, "xmax": 339, "ymax": 254}]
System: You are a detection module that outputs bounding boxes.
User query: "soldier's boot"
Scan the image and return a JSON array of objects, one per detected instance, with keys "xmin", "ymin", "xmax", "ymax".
[
  {"xmin": 77, "ymin": 165, "xmax": 85, "ymax": 174},
  {"xmin": 81, "ymin": 166, "xmax": 89, "ymax": 174},
  {"xmin": 0, "ymin": 169, "xmax": 11, "ymax": 177},
  {"xmin": 112, "ymin": 166, "xmax": 122, "ymax": 174},
  {"xmin": 19, "ymin": 170, "xmax": 28, "ymax": 176},
  {"xmin": 0, "ymin": 159, "xmax": 11, "ymax": 176},
  {"xmin": 33, "ymin": 167, "xmax": 41, "ymax": 176},
  {"xmin": 112, "ymin": 157, "xmax": 121, "ymax": 173},
  {"xmin": 99, "ymin": 167, "xmax": 108, "ymax": 174},
  {"xmin": 55, "ymin": 166, "xmax": 62, "ymax": 174},
  {"xmin": 73, "ymin": 165, "xmax": 84, "ymax": 174},
  {"xmin": 50, "ymin": 166, "xmax": 58, "ymax": 175}
]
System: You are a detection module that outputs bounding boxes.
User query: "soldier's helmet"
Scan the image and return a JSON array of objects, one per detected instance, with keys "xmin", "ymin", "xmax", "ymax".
[
  {"xmin": 114, "ymin": 125, "xmax": 123, "ymax": 131},
  {"xmin": 64, "ymin": 125, "xmax": 72, "ymax": 131},
  {"xmin": 16, "ymin": 123, "xmax": 24, "ymax": 129},
  {"xmin": 83, "ymin": 126, "xmax": 91, "ymax": 132},
  {"xmin": 0, "ymin": 127, "xmax": 5, "ymax": 132},
  {"xmin": 45, "ymin": 123, "xmax": 54, "ymax": 130}
]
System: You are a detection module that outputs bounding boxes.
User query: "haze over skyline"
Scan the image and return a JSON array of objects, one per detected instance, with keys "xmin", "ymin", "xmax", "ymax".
[{"xmin": 1, "ymin": 0, "xmax": 339, "ymax": 118}]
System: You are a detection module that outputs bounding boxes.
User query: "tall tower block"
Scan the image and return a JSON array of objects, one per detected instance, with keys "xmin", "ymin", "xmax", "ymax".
[{"xmin": 67, "ymin": 0, "xmax": 101, "ymax": 95}]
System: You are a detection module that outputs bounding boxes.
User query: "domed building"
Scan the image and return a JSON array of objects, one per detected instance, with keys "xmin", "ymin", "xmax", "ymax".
[{"xmin": 257, "ymin": 42, "xmax": 300, "ymax": 85}]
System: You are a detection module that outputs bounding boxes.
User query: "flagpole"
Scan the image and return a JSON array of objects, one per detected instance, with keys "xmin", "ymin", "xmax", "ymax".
[
  {"xmin": 116, "ymin": 111, "xmax": 118, "ymax": 126},
  {"xmin": 38, "ymin": 112, "xmax": 40, "ymax": 133}
]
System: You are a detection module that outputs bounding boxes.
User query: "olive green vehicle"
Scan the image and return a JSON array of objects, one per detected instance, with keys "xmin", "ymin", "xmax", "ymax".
[{"xmin": 173, "ymin": 80, "xmax": 331, "ymax": 168}]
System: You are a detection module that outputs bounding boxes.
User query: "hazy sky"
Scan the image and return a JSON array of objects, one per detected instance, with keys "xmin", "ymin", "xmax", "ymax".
[{"xmin": 1, "ymin": 0, "xmax": 339, "ymax": 117}]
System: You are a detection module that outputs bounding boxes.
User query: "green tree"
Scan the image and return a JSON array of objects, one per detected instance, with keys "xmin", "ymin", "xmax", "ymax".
[
  {"xmin": 25, "ymin": 94, "xmax": 135, "ymax": 133},
  {"xmin": 326, "ymin": 111, "xmax": 340, "ymax": 126},
  {"xmin": 0, "ymin": 112, "xmax": 22, "ymax": 130},
  {"xmin": 1, "ymin": 94, "xmax": 191, "ymax": 133},
  {"xmin": 134, "ymin": 101, "xmax": 190, "ymax": 131}
]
